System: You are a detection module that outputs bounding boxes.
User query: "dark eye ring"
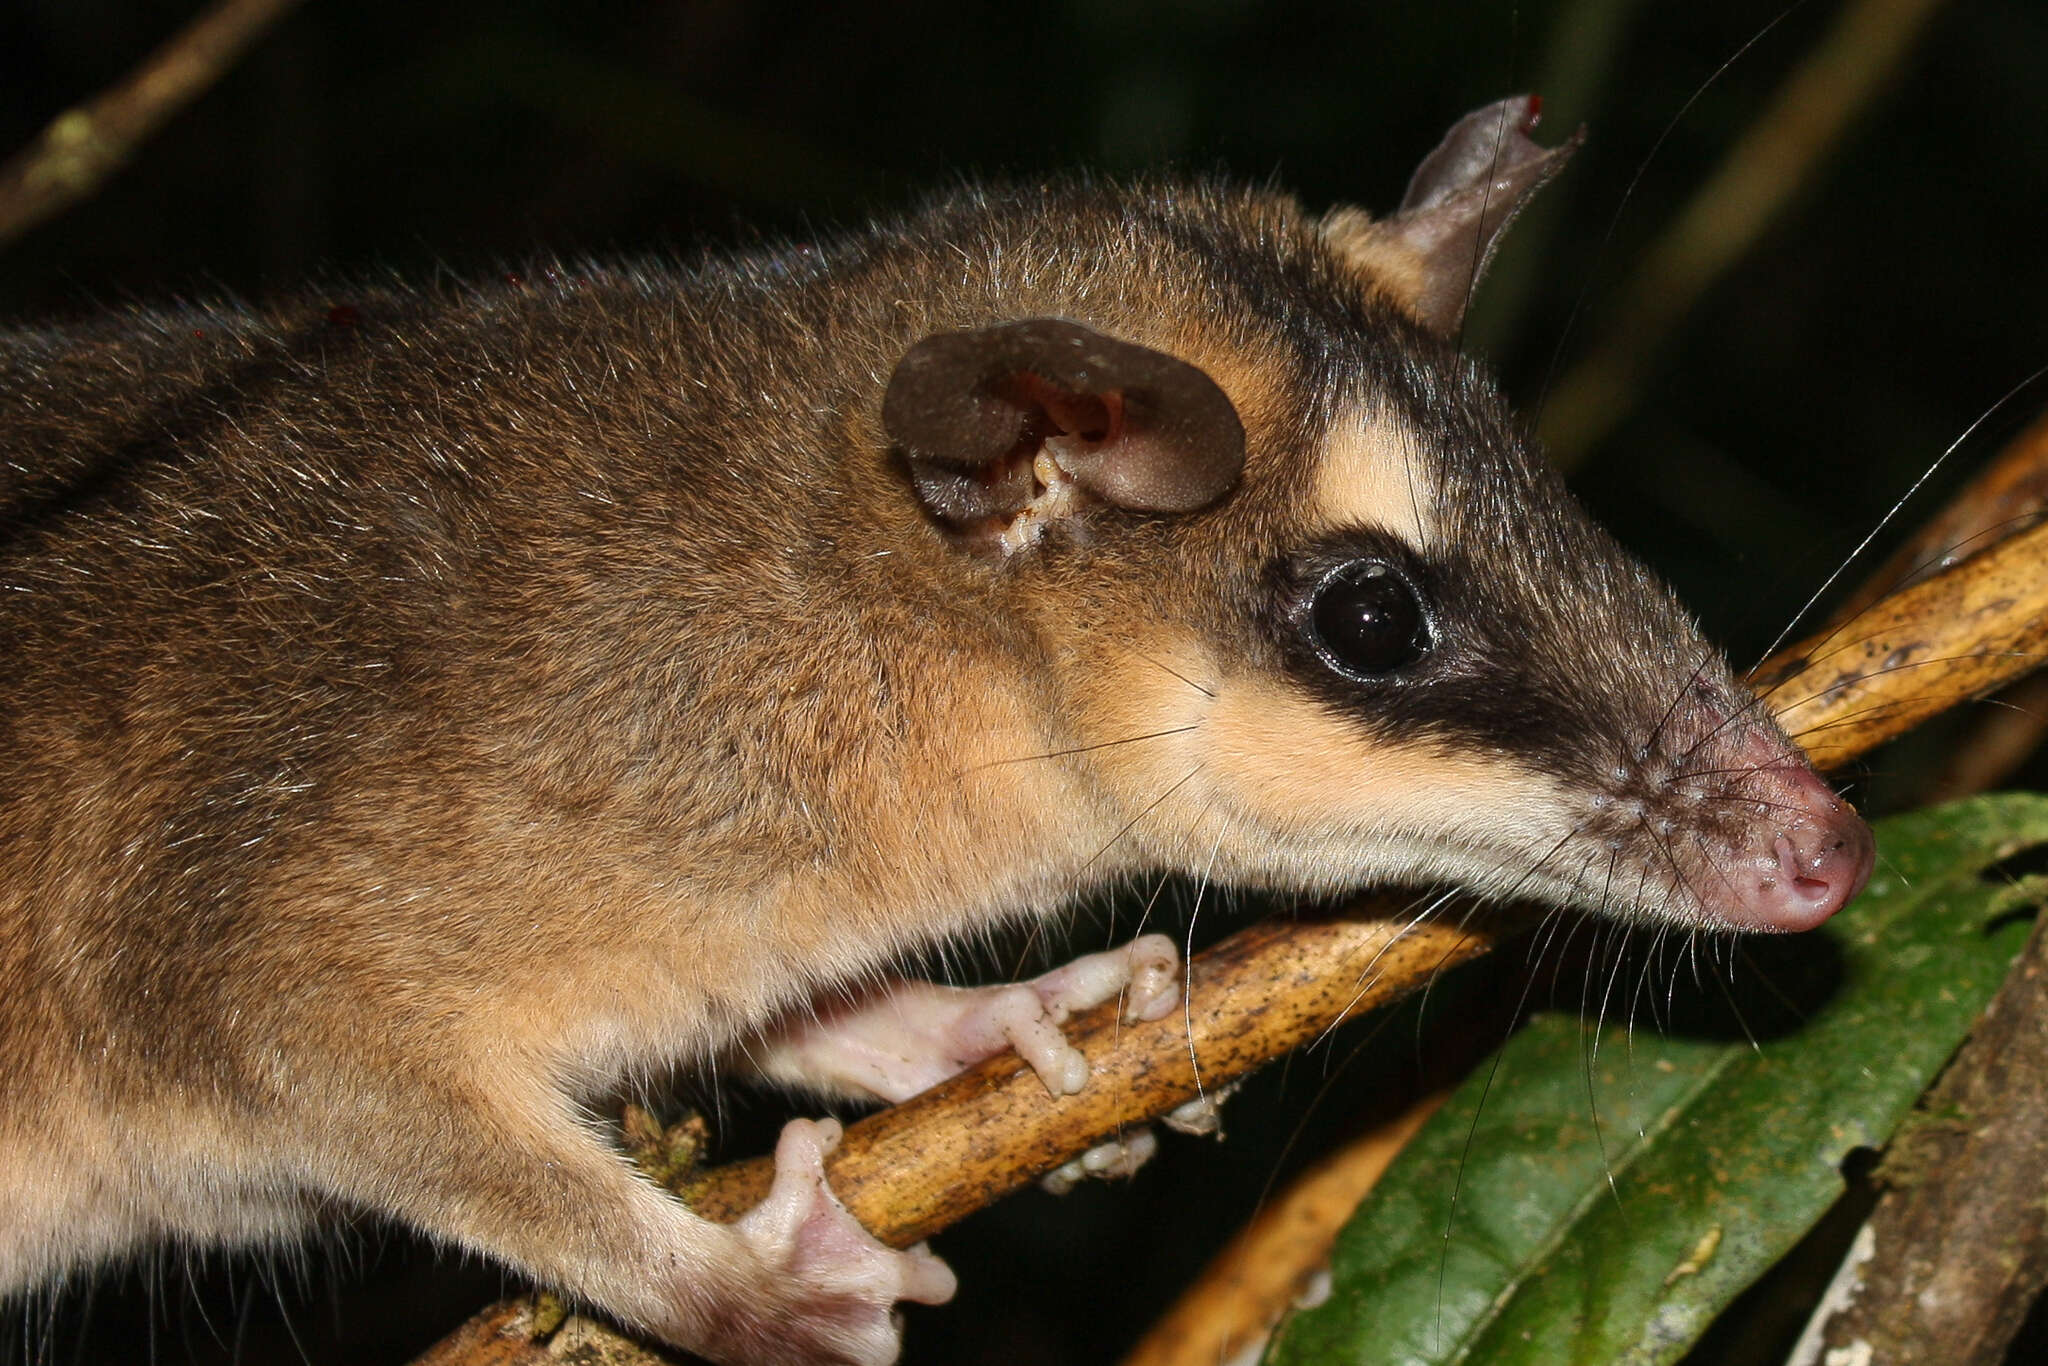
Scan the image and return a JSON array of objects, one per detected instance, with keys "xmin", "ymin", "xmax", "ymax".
[{"xmin": 1305, "ymin": 559, "xmax": 1432, "ymax": 680}]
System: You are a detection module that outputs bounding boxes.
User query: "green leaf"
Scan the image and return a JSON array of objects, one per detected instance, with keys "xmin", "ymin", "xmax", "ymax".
[{"xmin": 1265, "ymin": 793, "xmax": 2048, "ymax": 1366}]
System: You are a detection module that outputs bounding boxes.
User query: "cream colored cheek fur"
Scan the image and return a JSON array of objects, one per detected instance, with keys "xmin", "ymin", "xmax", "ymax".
[
  {"xmin": 1186, "ymin": 677, "xmax": 1573, "ymax": 893},
  {"xmin": 1064, "ymin": 629, "xmax": 1576, "ymax": 903}
]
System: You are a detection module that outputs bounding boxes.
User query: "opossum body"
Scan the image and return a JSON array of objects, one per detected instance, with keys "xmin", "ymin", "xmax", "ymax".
[{"xmin": 0, "ymin": 98, "xmax": 1870, "ymax": 1364}]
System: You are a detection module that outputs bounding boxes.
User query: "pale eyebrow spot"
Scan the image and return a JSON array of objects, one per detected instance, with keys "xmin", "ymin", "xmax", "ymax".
[{"xmin": 1309, "ymin": 403, "xmax": 1434, "ymax": 548}]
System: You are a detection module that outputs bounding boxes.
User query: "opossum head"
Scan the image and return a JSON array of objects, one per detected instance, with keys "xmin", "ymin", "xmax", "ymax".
[{"xmin": 876, "ymin": 97, "xmax": 1872, "ymax": 932}]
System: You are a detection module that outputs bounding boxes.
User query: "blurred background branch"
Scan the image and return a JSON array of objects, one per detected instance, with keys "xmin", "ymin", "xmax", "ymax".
[
  {"xmin": 1537, "ymin": 0, "xmax": 1950, "ymax": 468},
  {"xmin": 0, "ymin": 0, "xmax": 302, "ymax": 248}
]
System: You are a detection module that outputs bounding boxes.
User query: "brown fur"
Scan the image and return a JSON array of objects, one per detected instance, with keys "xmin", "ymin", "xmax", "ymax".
[{"xmin": 0, "ymin": 155, "xmax": 1861, "ymax": 1361}]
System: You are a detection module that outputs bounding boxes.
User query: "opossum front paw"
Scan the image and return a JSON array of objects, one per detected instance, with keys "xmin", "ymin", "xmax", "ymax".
[
  {"xmin": 1029, "ymin": 931, "xmax": 1181, "ymax": 1027},
  {"xmin": 934, "ymin": 930, "xmax": 1180, "ymax": 1096},
  {"xmin": 753, "ymin": 933, "xmax": 1181, "ymax": 1104},
  {"xmin": 718, "ymin": 1118, "xmax": 955, "ymax": 1366}
]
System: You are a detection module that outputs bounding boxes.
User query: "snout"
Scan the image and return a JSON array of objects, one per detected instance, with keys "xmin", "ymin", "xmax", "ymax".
[{"xmin": 1721, "ymin": 763, "xmax": 1875, "ymax": 933}]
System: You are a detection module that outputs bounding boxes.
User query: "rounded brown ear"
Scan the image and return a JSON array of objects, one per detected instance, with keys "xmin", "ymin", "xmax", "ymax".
[{"xmin": 881, "ymin": 318, "xmax": 1245, "ymax": 530}]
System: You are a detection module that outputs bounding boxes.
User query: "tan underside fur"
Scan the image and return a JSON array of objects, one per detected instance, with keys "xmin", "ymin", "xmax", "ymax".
[{"xmin": 483, "ymin": 673, "xmax": 1109, "ymax": 1093}]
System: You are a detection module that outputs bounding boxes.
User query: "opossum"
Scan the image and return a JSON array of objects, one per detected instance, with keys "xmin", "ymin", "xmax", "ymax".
[{"xmin": 0, "ymin": 96, "xmax": 1871, "ymax": 1364}]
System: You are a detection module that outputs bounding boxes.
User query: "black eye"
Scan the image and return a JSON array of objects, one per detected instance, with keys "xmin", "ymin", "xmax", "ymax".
[{"xmin": 1307, "ymin": 560, "xmax": 1431, "ymax": 679}]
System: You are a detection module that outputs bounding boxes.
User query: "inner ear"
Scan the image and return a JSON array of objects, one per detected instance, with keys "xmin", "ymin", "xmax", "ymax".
[
  {"xmin": 1008, "ymin": 374, "xmax": 1121, "ymax": 444},
  {"xmin": 882, "ymin": 318, "xmax": 1245, "ymax": 542}
]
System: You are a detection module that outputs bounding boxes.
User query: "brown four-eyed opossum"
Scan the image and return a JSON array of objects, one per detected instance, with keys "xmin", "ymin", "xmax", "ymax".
[{"xmin": 0, "ymin": 97, "xmax": 1872, "ymax": 1365}]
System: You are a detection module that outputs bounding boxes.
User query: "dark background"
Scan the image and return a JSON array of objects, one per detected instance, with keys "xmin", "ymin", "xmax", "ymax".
[{"xmin": 4, "ymin": 1, "xmax": 2046, "ymax": 1362}]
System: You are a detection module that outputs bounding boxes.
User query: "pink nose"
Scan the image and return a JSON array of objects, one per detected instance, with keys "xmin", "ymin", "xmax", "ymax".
[{"xmin": 1724, "ymin": 764, "xmax": 1875, "ymax": 932}]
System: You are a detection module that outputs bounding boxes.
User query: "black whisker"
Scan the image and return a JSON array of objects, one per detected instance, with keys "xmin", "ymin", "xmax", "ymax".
[
  {"xmin": 1674, "ymin": 687, "xmax": 1789, "ymax": 765},
  {"xmin": 956, "ymin": 724, "xmax": 1202, "ymax": 775},
  {"xmin": 1138, "ymin": 653, "xmax": 1217, "ymax": 700},
  {"xmin": 1646, "ymin": 656, "xmax": 1718, "ymax": 757},
  {"xmin": 1074, "ymin": 765, "xmax": 1204, "ymax": 881},
  {"xmin": 1639, "ymin": 814, "xmax": 1709, "ymax": 919},
  {"xmin": 1687, "ymin": 791, "xmax": 1824, "ymax": 818}
]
